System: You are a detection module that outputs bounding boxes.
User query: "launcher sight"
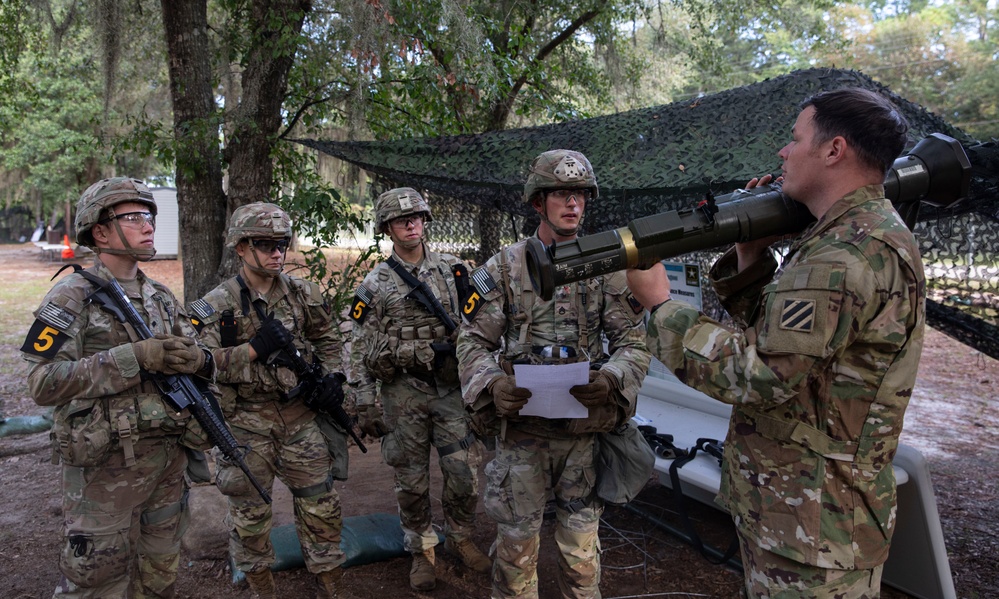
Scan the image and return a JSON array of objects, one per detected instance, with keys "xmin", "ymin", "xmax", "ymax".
[{"xmin": 526, "ymin": 133, "xmax": 972, "ymax": 302}]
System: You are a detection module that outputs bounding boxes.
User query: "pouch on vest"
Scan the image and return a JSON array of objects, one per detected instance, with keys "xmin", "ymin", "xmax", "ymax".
[
  {"xmin": 594, "ymin": 420, "xmax": 656, "ymax": 505},
  {"xmin": 50, "ymin": 398, "xmax": 113, "ymax": 467}
]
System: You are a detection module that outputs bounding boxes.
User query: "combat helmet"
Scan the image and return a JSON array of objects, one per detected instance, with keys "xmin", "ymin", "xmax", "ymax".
[
  {"xmin": 374, "ymin": 187, "xmax": 433, "ymax": 232},
  {"xmin": 75, "ymin": 177, "xmax": 157, "ymax": 248},
  {"xmin": 523, "ymin": 149, "xmax": 598, "ymax": 204},
  {"xmin": 225, "ymin": 202, "xmax": 292, "ymax": 248}
]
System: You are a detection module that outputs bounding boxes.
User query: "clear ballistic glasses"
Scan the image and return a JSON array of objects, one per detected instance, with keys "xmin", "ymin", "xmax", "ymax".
[{"xmin": 101, "ymin": 211, "xmax": 156, "ymax": 230}]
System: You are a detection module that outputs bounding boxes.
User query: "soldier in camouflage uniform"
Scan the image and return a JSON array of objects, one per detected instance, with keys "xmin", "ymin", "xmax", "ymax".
[
  {"xmin": 21, "ymin": 177, "xmax": 214, "ymax": 598},
  {"xmin": 190, "ymin": 203, "xmax": 347, "ymax": 599},
  {"xmin": 456, "ymin": 150, "xmax": 651, "ymax": 599},
  {"xmin": 348, "ymin": 188, "xmax": 490, "ymax": 591},
  {"xmin": 627, "ymin": 88, "xmax": 925, "ymax": 598}
]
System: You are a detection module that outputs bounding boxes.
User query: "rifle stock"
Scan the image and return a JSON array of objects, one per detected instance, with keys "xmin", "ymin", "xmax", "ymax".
[
  {"xmin": 526, "ymin": 133, "xmax": 972, "ymax": 301},
  {"xmin": 78, "ymin": 271, "xmax": 271, "ymax": 504}
]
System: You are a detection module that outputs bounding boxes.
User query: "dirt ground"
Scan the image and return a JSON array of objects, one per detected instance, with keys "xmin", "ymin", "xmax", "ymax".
[{"xmin": 0, "ymin": 243, "xmax": 997, "ymax": 599}]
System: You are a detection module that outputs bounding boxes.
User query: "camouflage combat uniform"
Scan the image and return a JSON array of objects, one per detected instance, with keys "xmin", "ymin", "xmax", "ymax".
[
  {"xmin": 193, "ymin": 271, "xmax": 347, "ymax": 577},
  {"xmin": 457, "ymin": 235, "xmax": 651, "ymax": 599},
  {"xmin": 644, "ymin": 185, "xmax": 926, "ymax": 597},
  {"xmin": 348, "ymin": 246, "xmax": 481, "ymax": 554},
  {"xmin": 22, "ymin": 261, "xmax": 210, "ymax": 598}
]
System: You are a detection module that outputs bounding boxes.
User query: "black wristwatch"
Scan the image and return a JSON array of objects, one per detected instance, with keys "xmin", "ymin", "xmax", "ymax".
[
  {"xmin": 200, "ymin": 348, "xmax": 215, "ymax": 375},
  {"xmin": 649, "ymin": 298, "xmax": 671, "ymax": 314}
]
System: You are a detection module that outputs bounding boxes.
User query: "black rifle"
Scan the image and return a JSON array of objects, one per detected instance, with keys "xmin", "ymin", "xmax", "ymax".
[
  {"xmin": 386, "ymin": 257, "xmax": 457, "ymax": 334},
  {"xmin": 273, "ymin": 341, "xmax": 367, "ymax": 453},
  {"xmin": 68, "ymin": 267, "xmax": 271, "ymax": 503}
]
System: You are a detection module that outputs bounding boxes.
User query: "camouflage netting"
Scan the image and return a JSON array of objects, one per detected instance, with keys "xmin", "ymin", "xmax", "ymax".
[{"xmin": 294, "ymin": 68, "xmax": 999, "ymax": 361}]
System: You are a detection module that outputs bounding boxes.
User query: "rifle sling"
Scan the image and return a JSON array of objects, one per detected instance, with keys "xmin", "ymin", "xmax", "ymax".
[{"xmin": 386, "ymin": 256, "xmax": 456, "ymax": 333}]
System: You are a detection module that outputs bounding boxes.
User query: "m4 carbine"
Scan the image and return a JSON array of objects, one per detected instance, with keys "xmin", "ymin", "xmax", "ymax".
[
  {"xmin": 274, "ymin": 341, "xmax": 368, "ymax": 454},
  {"xmin": 526, "ymin": 133, "xmax": 973, "ymax": 301},
  {"xmin": 72, "ymin": 267, "xmax": 271, "ymax": 503}
]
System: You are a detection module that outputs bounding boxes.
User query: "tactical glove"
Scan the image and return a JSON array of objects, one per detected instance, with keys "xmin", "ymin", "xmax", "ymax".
[
  {"xmin": 249, "ymin": 316, "xmax": 293, "ymax": 361},
  {"xmin": 133, "ymin": 334, "xmax": 206, "ymax": 375},
  {"xmin": 570, "ymin": 370, "xmax": 616, "ymax": 407},
  {"xmin": 308, "ymin": 373, "xmax": 346, "ymax": 412},
  {"xmin": 357, "ymin": 404, "xmax": 389, "ymax": 438},
  {"xmin": 489, "ymin": 375, "xmax": 532, "ymax": 417}
]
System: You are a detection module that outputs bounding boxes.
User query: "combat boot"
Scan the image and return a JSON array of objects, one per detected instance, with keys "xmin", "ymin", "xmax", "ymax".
[
  {"xmin": 444, "ymin": 537, "xmax": 491, "ymax": 574},
  {"xmin": 245, "ymin": 568, "xmax": 276, "ymax": 599},
  {"xmin": 409, "ymin": 547, "xmax": 436, "ymax": 591},
  {"xmin": 315, "ymin": 567, "xmax": 343, "ymax": 599}
]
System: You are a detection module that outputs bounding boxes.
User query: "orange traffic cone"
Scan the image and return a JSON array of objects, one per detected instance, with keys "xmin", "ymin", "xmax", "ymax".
[{"xmin": 61, "ymin": 234, "xmax": 75, "ymax": 259}]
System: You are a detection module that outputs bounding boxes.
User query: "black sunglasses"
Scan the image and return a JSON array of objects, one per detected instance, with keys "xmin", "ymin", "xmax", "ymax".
[{"xmin": 250, "ymin": 238, "xmax": 290, "ymax": 254}]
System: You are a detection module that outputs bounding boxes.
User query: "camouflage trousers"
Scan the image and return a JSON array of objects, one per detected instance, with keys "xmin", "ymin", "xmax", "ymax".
[
  {"xmin": 216, "ymin": 416, "xmax": 345, "ymax": 575},
  {"xmin": 379, "ymin": 379, "xmax": 481, "ymax": 553},
  {"xmin": 484, "ymin": 430, "xmax": 603, "ymax": 599},
  {"xmin": 740, "ymin": 534, "xmax": 884, "ymax": 598},
  {"xmin": 55, "ymin": 436, "xmax": 189, "ymax": 599}
]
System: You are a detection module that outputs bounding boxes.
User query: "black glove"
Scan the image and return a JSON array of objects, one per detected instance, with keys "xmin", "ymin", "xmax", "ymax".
[
  {"xmin": 489, "ymin": 375, "xmax": 532, "ymax": 417},
  {"xmin": 308, "ymin": 373, "xmax": 346, "ymax": 412},
  {"xmin": 249, "ymin": 315, "xmax": 293, "ymax": 361}
]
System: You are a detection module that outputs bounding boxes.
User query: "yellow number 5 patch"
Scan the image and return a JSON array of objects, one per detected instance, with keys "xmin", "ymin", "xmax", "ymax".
[{"xmin": 21, "ymin": 320, "xmax": 70, "ymax": 359}]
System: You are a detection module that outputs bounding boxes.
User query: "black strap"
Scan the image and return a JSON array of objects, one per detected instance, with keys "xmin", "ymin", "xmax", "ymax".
[
  {"xmin": 668, "ymin": 437, "xmax": 740, "ymax": 565},
  {"xmin": 386, "ymin": 257, "xmax": 457, "ymax": 333},
  {"xmin": 436, "ymin": 431, "xmax": 477, "ymax": 457}
]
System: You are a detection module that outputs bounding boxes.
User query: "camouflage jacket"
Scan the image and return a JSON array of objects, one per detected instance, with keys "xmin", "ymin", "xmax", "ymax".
[
  {"xmin": 456, "ymin": 233, "xmax": 651, "ymax": 437},
  {"xmin": 348, "ymin": 247, "xmax": 467, "ymax": 405},
  {"xmin": 22, "ymin": 261, "xmax": 209, "ymax": 440},
  {"xmin": 193, "ymin": 273, "xmax": 342, "ymax": 432},
  {"xmin": 645, "ymin": 185, "xmax": 926, "ymax": 569}
]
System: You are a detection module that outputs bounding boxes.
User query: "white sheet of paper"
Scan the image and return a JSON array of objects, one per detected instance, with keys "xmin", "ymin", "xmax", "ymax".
[{"xmin": 513, "ymin": 361, "xmax": 590, "ymax": 419}]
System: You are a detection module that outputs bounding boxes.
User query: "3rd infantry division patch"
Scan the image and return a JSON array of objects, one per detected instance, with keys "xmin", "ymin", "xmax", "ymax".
[{"xmin": 779, "ymin": 298, "xmax": 815, "ymax": 332}]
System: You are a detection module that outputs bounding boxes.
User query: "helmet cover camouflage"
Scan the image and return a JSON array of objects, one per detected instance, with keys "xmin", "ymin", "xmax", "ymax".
[
  {"xmin": 374, "ymin": 187, "xmax": 433, "ymax": 231},
  {"xmin": 75, "ymin": 177, "xmax": 157, "ymax": 247},
  {"xmin": 225, "ymin": 202, "xmax": 292, "ymax": 248},
  {"xmin": 523, "ymin": 149, "xmax": 599, "ymax": 204}
]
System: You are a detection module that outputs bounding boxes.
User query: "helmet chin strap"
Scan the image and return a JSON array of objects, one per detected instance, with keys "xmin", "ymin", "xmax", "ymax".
[
  {"xmin": 243, "ymin": 247, "xmax": 282, "ymax": 278},
  {"xmin": 396, "ymin": 236, "xmax": 423, "ymax": 251},
  {"xmin": 540, "ymin": 204, "xmax": 584, "ymax": 238},
  {"xmin": 94, "ymin": 220, "xmax": 156, "ymax": 261}
]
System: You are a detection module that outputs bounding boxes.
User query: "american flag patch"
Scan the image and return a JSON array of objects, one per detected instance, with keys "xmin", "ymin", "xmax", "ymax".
[
  {"xmin": 470, "ymin": 268, "xmax": 496, "ymax": 295},
  {"xmin": 779, "ymin": 298, "xmax": 815, "ymax": 332},
  {"xmin": 188, "ymin": 298, "xmax": 216, "ymax": 321},
  {"xmin": 38, "ymin": 302, "xmax": 75, "ymax": 331},
  {"xmin": 356, "ymin": 285, "xmax": 373, "ymax": 305}
]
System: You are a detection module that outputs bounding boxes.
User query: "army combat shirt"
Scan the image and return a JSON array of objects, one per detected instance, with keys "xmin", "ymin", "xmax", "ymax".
[
  {"xmin": 457, "ymin": 234, "xmax": 651, "ymax": 435},
  {"xmin": 645, "ymin": 185, "xmax": 926, "ymax": 569}
]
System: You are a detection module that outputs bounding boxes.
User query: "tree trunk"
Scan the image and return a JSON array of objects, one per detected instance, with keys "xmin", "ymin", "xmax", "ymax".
[
  {"xmin": 160, "ymin": 0, "xmax": 227, "ymax": 302},
  {"xmin": 216, "ymin": 0, "xmax": 312, "ymax": 280}
]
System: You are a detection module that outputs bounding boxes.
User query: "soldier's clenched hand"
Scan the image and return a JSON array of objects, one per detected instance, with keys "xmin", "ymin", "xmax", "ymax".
[
  {"xmin": 357, "ymin": 404, "xmax": 388, "ymax": 438},
  {"xmin": 489, "ymin": 375, "xmax": 532, "ymax": 417},
  {"xmin": 133, "ymin": 334, "xmax": 206, "ymax": 374},
  {"xmin": 249, "ymin": 316, "xmax": 293, "ymax": 361},
  {"xmin": 570, "ymin": 370, "xmax": 615, "ymax": 407}
]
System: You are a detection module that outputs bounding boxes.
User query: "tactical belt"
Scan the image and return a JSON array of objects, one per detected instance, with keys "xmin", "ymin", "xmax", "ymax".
[{"xmin": 437, "ymin": 431, "xmax": 477, "ymax": 458}]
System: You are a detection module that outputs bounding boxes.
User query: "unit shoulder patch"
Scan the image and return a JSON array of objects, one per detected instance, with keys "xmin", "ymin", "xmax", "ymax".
[
  {"xmin": 350, "ymin": 285, "xmax": 374, "ymax": 324},
  {"xmin": 779, "ymin": 298, "xmax": 815, "ymax": 333}
]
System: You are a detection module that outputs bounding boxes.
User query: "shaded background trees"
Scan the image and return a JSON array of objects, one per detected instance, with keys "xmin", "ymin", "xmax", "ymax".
[{"xmin": 0, "ymin": 0, "xmax": 996, "ymax": 301}]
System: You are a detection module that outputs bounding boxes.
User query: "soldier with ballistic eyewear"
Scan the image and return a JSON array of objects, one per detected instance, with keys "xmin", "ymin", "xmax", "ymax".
[
  {"xmin": 21, "ymin": 177, "xmax": 215, "ymax": 598},
  {"xmin": 456, "ymin": 150, "xmax": 651, "ymax": 599},
  {"xmin": 190, "ymin": 203, "xmax": 347, "ymax": 599},
  {"xmin": 348, "ymin": 187, "xmax": 490, "ymax": 591}
]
